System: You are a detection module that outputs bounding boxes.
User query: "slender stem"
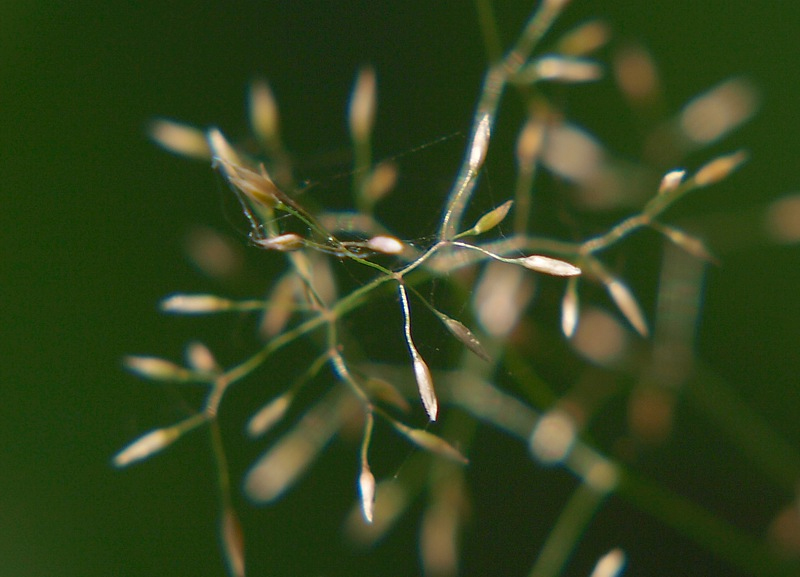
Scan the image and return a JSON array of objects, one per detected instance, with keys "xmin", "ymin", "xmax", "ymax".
[
  {"xmin": 527, "ymin": 482, "xmax": 608, "ymax": 577},
  {"xmin": 439, "ymin": 1, "xmax": 568, "ymax": 240}
]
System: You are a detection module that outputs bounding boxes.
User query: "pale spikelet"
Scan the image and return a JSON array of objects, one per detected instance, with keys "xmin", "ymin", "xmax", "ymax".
[
  {"xmin": 529, "ymin": 410, "xmax": 577, "ymax": 465},
  {"xmin": 589, "ymin": 548, "xmax": 626, "ymax": 577},
  {"xmin": 249, "ymin": 78, "xmax": 280, "ymax": 145},
  {"xmin": 441, "ymin": 316, "xmax": 491, "ymax": 362},
  {"xmin": 348, "ymin": 67, "xmax": 377, "ymax": 143},
  {"xmin": 245, "ymin": 391, "xmax": 352, "ymax": 503},
  {"xmin": 393, "ymin": 423, "xmax": 468, "ymax": 464},
  {"xmin": 362, "ymin": 161, "xmax": 397, "ymax": 203},
  {"xmin": 398, "ymin": 284, "xmax": 438, "ymax": 421},
  {"xmin": 228, "ymin": 164, "xmax": 281, "ymax": 209},
  {"xmin": 652, "ymin": 223, "xmax": 717, "ymax": 263},
  {"xmin": 658, "ymin": 169, "xmax": 686, "ymax": 194},
  {"xmin": 149, "ymin": 119, "xmax": 211, "ymax": 160},
  {"xmin": 557, "ymin": 20, "xmax": 611, "ymax": 56},
  {"xmin": 113, "ymin": 426, "xmax": 180, "ymax": 468},
  {"xmin": 220, "ymin": 506, "xmax": 246, "ymax": 577},
  {"xmin": 185, "ymin": 226, "xmax": 244, "ymax": 280},
  {"xmin": 366, "ymin": 235, "xmax": 405, "ymax": 255},
  {"xmin": 613, "ymin": 44, "xmax": 660, "ymax": 104},
  {"xmin": 253, "ymin": 233, "xmax": 304, "ymax": 252},
  {"xmin": 247, "ymin": 392, "xmax": 292, "ymax": 438},
  {"xmin": 245, "ymin": 429, "xmax": 316, "ymax": 503},
  {"xmin": 571, "ymin": 307, "xmax": 630, "ymax": 367},
  {"xmin": 123, "ymin": 355, "xmax": 193, "ymax": 382},
  {"xmin": 260, "ymin": 272, "xmax": 300, "ymax": 338},
  {"xmin": 160, "ymin": 293, "xmax": 234, "ymax": 314},
  {"xmin": 513, "ymin": 254, "xmax": 581, "ymax": 276},
  {"xmin": 420, "ymin": 496, "xmax": 460, "ymax": 576},
  {"xmin": 358, "ymin": 465, "xmax": 376, "ymax": 523},
  {"xmin": 516, "ymin": 118, "xmax": 545, "ymax": 171},
  {"xmin": 468, "ymin": 113, "xmax": 491, "ymax": 171},
  {"xmin": 345, "ymin": 480, "xmax": 410, "ymax": 545},
  {"xmin": 541, "ymin": 122, "xmax": 605, "ymax": 184},
  {"xmin": 693, "ymin": 150, "xmax": 748, "ymax": 187},
  {"xmin": 208, "ymin": 129, "xmax": 281, "ymax": 209},
  {"xmin": 207, "ymin": 127, "xmax": 243, "ymax": 169},
  {"xmin": 459, "ymin": 200, "xmax": 513, "ymax": 238},
  {"xmin": 764, "ymin": 193, "xmax": 800, "ymax": 243},
  {"xmin": 185, "ymin": 341, "xmax": 220, "ymax": 374},
  {"xmin": 529, "ymin": 55, "xmax": 602, "ymax": 83},
  {"xmin": 304, "ymin": 251, "xmax": 338, "ymax": 309},
  {"xmin": 473, "ymin": 261, "xmax": 534, "ymax": 338},
  {"xmin": 413, "ymin": 354, "xmax": 438, "ymax": 422},
  {"xmin": 364, "ymin": 377, "xmax": 411, "ymax": 413},
  {"xmin": 679, "ymin": 78, "xmax": 758, "ymax": 145},
  {"xmin": 606, "ymin": 277, "xmax": 649, "ymax": 337},
  {"xmin": 561, "ymin": 276, "xmax": 579, "ymax": 338}
]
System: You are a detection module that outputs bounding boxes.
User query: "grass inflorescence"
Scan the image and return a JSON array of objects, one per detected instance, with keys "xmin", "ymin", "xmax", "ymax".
[{"xmin": 114, "ymin": 2, "xmax": 800, "ymax": 576}]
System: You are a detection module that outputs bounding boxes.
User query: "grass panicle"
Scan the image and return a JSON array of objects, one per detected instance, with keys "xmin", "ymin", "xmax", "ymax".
[{"xmin": 122, "ymin": 2, "xmax": 799, "ymax": 576}]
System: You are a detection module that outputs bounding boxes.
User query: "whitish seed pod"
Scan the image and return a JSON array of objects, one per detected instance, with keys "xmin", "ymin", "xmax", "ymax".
[
  {"xmin": 366, "ymin": 235, "xmax": 405, "ymax": 255},
  {"xmin": 513, "ymin": 254, "xmax": 581, "ymax": 276},
  {"xmin": 561, "ymin": 276, "xmax": 579, "ymax": 338},
  {"xmin": 149, "ymin": 119, "xmax": 211, "ymax": 160},
  {"xmin": 658, "ymin": 169, "xmax": 686, "ymax": 194},
  {"xmin": 253, "ymin": 233, "xmax": 304, "ymax": 252},
  {"xmin": 589, "ymin": 549, "xmax": 626, "ymax": 577},
  {"xmin": 185, "ymin": 341, "xmax": 220, "ymax": 374},
  {"xmin": 112, "ymin": 426, "xmax": 180, "ymax": 468},
  {"xmin": 398, "ymin": 284, "xmax": 438, "ymax": 421},
  {"xmin": 345, "ymin": 479, "xmax": 410, "ymax": 545},
  {"xmin": 160, "ymin": 294, "xmax": 234, "ymax": 314},
  {"xmin": 468, "ymin": 113, "xmax": 491, "ymax": 171},
  {"xmin": 606, "ymin": 278, "xmax": 649, "ymax": 337},
  {"xmin": 529, "ymin": 55, "xmax": 603, "ymax": 83},
  {"xmin": 123, "ymin": 355, "xmax": 194, "ymax": 382},
  {"xmin": 247, "ymin": 391, "xmax": 293, "ymax": 438},
  {"xmin": 412, "ymin": 353, "xmax": 438, "ymax": 422},
  {"xmin": 359, "ymin": 465, "xmax": 376, "ymax": 524}
]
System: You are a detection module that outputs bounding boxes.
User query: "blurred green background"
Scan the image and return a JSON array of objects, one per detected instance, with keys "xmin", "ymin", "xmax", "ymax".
[{"xmin": 2, "ymin": 1, "xmax": 799, "ymax": 576}]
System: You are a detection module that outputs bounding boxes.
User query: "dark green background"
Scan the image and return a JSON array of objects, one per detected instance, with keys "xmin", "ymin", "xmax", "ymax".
[{"xmin": 3, "ymin": 1, "xmax": 799, "ymax": 576}]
